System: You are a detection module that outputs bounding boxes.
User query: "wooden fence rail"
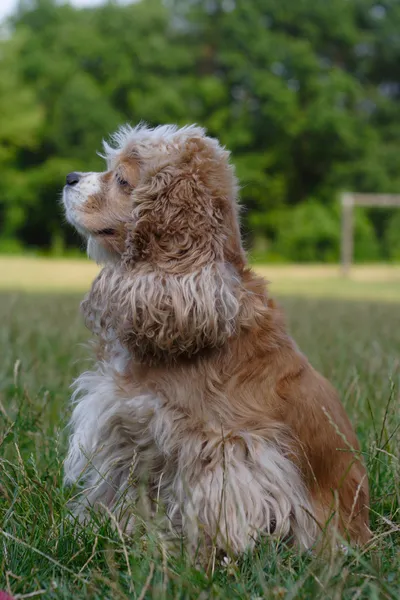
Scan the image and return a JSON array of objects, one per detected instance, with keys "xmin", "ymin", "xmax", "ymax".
[{"xmin": 341, "ymin": 193, "xmax": 400, "ymax": 275}]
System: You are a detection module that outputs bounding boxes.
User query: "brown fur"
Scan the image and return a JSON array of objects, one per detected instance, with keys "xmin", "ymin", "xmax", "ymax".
[{"xmin": 65, "ymin": 124, "xmax": 370, "ymax": 550}]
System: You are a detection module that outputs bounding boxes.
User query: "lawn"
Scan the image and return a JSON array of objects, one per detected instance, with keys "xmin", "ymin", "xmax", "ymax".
[{"xmin": 0, "ymin": 261, "xmax": 399, "ymax": 599}]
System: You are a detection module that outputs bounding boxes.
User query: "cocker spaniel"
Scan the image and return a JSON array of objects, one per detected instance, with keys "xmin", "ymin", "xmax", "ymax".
[{"xmin": 62, "ymin": 124, "xmax": 370, "ymax": 556}]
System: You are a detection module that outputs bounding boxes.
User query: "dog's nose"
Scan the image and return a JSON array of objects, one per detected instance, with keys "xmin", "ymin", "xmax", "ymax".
[{"xmin": 66, "ymin": 172, "xmax": 80, "ymax": 186}]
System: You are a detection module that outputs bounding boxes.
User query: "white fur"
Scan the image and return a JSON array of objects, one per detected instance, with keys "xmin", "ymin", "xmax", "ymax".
[
  {"xmin": 62, "ymin": 172, "xmax": 102, "ymax": 235},
  {"xmin": 86, "ymin": 236, "xmax": 117, "ymax": 265},
  {"xmin": 65, "ymin": 362, "xmax": 317, "ymax": 552},
  {"xmin": 101, "ymin": 123, "xmax": 228, "ymax": 183},
  {"xmin": 101, "ymin": 123, "xmax": 208, "ymax": 170},
  {"xmin": 62, "ymin": 173, "xmax": 119, "ymax": 264}
]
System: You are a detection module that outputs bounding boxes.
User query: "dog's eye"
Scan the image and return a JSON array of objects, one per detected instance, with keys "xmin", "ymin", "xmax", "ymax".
[{"xmin": 116, "ymin": 174, "xmax": 129, "ymax": 188}]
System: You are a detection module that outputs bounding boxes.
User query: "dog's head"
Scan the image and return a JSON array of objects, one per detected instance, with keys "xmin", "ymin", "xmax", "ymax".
[{"xmin": 63, "ymin": 124, "xmax": 247, "ymax": 362}]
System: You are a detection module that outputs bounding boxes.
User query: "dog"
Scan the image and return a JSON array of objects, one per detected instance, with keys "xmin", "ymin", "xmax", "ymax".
[{"xmin": 62, "ymin": 123, "xmax": 370, "ymax": 556}]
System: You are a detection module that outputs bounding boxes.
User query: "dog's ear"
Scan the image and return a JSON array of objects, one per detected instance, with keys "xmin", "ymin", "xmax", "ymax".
[
  {"xmin": 124, "ymin": 154, "xmax": 232, "ymax": 270},
  {"xmin": 83, "ymin": 154, "xmax": 242, "ymax": 361}
]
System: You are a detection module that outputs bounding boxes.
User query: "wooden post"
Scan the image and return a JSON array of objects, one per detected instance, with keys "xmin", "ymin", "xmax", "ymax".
[
  {"xmin": 340, "ymin": 192, "xmax": 400, "ymax": 276},
  {"xmin": 341, "ymin": 193, "xmax": 353, "ymax": 276}
]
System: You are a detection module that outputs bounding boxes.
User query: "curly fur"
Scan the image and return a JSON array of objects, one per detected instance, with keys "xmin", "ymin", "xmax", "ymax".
[
  {"xmin": 83, "ymin": 263, "xmax": 240, "ymax": 362},
  {"xmin": 65, "ymin": 361, "xmax": 316, "ymax": 553},
  {"xmin": 62, "ymin": 123, "xmax": 371, "ymax": 557}
]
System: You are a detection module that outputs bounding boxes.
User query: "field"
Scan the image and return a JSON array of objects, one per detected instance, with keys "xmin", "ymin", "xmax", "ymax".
[{"xmin": 0, "ymin": 259, "xmax": 399, "ymax": 599}]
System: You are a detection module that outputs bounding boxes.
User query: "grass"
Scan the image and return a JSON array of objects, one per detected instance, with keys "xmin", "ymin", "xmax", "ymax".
[{"xmin": 0, "ymin": 266, "xmax": 399, "ymax": 598}]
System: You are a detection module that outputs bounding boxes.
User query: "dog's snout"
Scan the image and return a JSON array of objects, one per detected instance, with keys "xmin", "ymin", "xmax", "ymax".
[{"xmin": 66, "ymin": 172, "xmax": 80, "ymax": 186}]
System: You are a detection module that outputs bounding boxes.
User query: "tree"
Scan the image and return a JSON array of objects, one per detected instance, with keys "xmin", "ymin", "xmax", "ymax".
[
  {"xmin": 169, "ymin": 0, "xmax": 400, "ymax": 255},
  {"xmin": 0, "ymin": 0, "xmax": 400, "ymax": 260},
  {"xmin": 0, "ymin": 31, "xmax": 43, "ymax": 251}
]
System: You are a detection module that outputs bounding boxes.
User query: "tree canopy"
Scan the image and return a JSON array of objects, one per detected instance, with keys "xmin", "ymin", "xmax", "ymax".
[{"xmin": 1, "ymin": 0, "xmax": 399, "ymax": 261}]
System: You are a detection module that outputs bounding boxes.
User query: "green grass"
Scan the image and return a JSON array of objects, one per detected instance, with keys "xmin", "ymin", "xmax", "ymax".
[{"xmin": 0, "ymin": 290, "xmax": 399, "ymax": 599}]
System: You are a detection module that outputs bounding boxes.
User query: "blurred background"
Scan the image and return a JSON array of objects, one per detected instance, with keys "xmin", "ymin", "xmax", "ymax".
[{"xmin": 1, "ymin": 0, "xmax": 400, "ymax": 273}]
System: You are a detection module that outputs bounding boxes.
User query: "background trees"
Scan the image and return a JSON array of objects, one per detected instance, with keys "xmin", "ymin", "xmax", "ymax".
[{"xmin": 1, "ymin": 0, "xmax": 399, "ymax": 261}]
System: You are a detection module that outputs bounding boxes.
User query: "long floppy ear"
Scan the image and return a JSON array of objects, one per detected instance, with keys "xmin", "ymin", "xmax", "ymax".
[{"xmin": 83, "ymin": 145, "xmax": 243, "ymax": 362}]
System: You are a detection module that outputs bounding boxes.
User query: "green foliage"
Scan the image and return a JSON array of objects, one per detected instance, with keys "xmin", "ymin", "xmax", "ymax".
[
  {"xmin": 274, "ymin": 201, "xmax": 340, "ymax": 262},
  {"xmin": 353, "ymin": 208, "xmax": 381, "ymax": 261},
  {"xmin": 384, "ymin": 210, "xmax": 400, "ymax": 260},
  {"xmin": 250, "ymin": 202, "xmax": 380, "ymax": 263},
  {"xmin": 0, "ymin": 0, "xmax": 400, "ymax": 259}
]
